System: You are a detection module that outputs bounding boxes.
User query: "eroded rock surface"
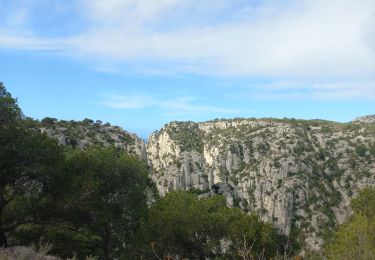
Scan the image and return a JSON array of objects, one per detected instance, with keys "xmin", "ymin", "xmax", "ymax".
[{"xmin": 147, "ymin": 118, "xmax": 375, "ymax": 251}]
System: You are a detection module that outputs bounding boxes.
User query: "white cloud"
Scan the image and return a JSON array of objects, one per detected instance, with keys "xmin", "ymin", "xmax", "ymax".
[
  {"xmin": 1, "ymin": 0, "xmax": 375, "ymax": 100},
  {"xmin": 71, "ymin": 0, "xmax": 375, "ymax": 77},
  {"xmin": 79, "ymin": 0, "xmax": 185, "ymax": 27},
  {"xmin": 362, "ymin": 12, "xmax": 375, "ymax": 51},
  {"xmin": 0, "ymin": 30, "xmax": 64, "ymax": 51},
  {"xmin": 100, "ymin": 94, "xmax": 240, "ymax": 115},
  {"xmin": 238, "ymin": 80, "xmax": 375, "ymax": 100}
]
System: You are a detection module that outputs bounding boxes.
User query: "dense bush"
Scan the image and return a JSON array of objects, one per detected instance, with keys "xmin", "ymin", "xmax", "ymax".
[
  {"xmin": 0, "ymin": 83, "xmax": 63, "ymax": 248},
  {"xmin": 325, "ymin": 187, "xmax": 375, "ymax": 260},
  {"xmin": 355, "ymin": 144, "xmax": 367, "ymax": 157},
  {"xmin": 166, "ymin": 122, "xmax": 204, "ymax": 153},
  {"xmin": 134, "ymin": 191, "xmax": 283, "ymax": 259},
  {"xmin": 0, "ymin": 84, "xmax": 151, "ymax": 259}
]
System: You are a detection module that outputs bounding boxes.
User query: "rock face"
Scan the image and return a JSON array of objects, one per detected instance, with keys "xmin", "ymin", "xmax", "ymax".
[
  {"xmin": 352, "ymin": 114, "xmax": 375, "ymax": 124},
  {"xmin": 0, "ymin": 247, "xmax": 58, "ymax": 260},
  {"xmin": 147, "ymin": 118, "xmax": 375, "ymax": 251},
  {"xmin": 39, "ymin": 119, "xmax": 147, "ymax": 160}
]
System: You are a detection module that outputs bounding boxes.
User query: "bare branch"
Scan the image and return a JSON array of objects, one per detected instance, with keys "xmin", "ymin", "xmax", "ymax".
[{"xmin": 150, "ymin": 242, "xmax": 163, "ymax": 260}]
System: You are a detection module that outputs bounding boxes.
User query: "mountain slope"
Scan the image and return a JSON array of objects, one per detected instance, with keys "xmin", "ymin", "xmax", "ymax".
[
  {"xmin": 34, "ymin": 117, "xmax": 147, "ymax": 160},
  {"xmin": 147, "ymin": 118, "xmax": 375, "ymax": 251}
]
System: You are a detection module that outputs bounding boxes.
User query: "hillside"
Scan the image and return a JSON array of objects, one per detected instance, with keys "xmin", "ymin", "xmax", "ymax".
[
  {"xmin": 32, "ymin": 117, "xmax": 147, "ymax": 160},
  {"xmin": 35, "ymin": 115, "xmax": 375, "ymax": 252},
  {"xmin": 146, "ymin": 117, "xmax": 375, "ymax": 251}
]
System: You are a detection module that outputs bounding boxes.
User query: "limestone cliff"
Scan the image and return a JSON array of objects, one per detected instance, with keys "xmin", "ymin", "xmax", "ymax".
[{"xmin": 147, "ymin": 118, "xmax": 375, "ymax": 251}]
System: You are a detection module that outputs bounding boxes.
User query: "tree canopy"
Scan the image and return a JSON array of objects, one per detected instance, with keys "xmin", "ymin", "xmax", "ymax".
[
  {"xmin": 0, "ymin": 83, "xmax": 151, "ymax": 259},
  {"xmin": 0, "ymin": 82, "xmax": 62, "ymax": 247},
  {"xmin": 325, "ymin": 187, "xmax": 375, "ymax": 260},
  {"xmin": 136, "ymin": 191, "xmax": 281, "ymax": 259},
  {"xmin": 62, "ymin": 146, "xmax": 150, "ymax": 259}
]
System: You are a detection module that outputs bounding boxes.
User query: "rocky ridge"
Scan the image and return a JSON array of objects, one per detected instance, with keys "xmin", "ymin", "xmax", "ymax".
[
  {"xmin": 352, "ymin": 114, "xmax": 375, "ymax": 124},
  {"xmin": 37, "ymin": 117, "xmax": 147, "ymax": 160},
  {"xmin": 146, "ymin": 118, "xmax": 375, "ymax": 251}
]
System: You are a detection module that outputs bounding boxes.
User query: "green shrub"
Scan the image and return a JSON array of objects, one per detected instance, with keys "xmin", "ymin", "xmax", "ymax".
[{"xmin": 355, "ymin": 144, "xmax": 367, "ymax": 157}]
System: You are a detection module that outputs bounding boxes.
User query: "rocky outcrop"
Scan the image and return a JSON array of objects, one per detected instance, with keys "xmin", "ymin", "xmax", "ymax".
[
  {"xmin": 39, "ymin": 119, "xmax": 147, "ymax": 160},
  {"xmin": 0, "ymin": 246, "xmax": 58, "ymax": 260},
  {"xmin": 147, "ymin": 118, "xmax": 375, "ymax": 251},
  {"xmin": 352, "ymin": 114, "xmax": 375, "ymax": 124}
]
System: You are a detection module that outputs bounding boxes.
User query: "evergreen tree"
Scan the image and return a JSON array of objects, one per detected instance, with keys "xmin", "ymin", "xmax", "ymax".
[
  {"xmin": 0, "ymin": 82, "xmax": 62, "ymax": 247},
  {"xmin": 60, "ymin": 147, "xmax": 149, "ymax": 259},
  {"xmin": 325, "ymin": 187, "xmax": 375, "ymax": 260}
]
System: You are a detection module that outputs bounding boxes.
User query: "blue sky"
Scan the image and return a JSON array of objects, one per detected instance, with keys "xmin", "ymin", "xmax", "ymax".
[{"xmin": 0, "ymin": 0, "xmax": 374, "ymax": 138}]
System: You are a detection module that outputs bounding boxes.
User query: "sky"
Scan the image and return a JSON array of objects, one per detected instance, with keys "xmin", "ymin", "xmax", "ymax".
[{"xmin": 0, "ymin": 0, "xmax": 374, "ymax": 138}]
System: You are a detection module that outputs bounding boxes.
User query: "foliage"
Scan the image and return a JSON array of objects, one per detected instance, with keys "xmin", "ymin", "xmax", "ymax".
[
  {"xmin": 325, "ymin": 215, "xmax": 375, "ymax": 260},
  {"xmin": 355, "ymin": 144, "xmax": 367, "ymax": 157},
  {"xmin": 0, "ymin": 82, "xmax": 22, "ymax": 124},
  {"xmin": 137, "ymin": 192, "xmax": 227, "ymax": 259},
  {"xmin": 0, "ymin": 82, "xmax": 63, "ymax": 247},
  {"xmin": 325, "ymin": 187, "xmax": 375, "ymax": 259},
  {"xmin": 62, "ymin": 147, "xmax": 149, "ymax": 259},
  {"xmin": 40, "ymin": 117, "xmax": 57, "ymax": 127},
  {"xmin": 165, "ymin": 122, "xmax": 204, "ymax": 153},
  {"xmin": 37, "ymin": 116, "xmax": 136, "ymax": 149},
  {"xmin": 20, "ymin": 147, "xmax": 150, "ymax": 259},
  {"xmin": 136, "ymin": 191, "xmax": 281, "ymax": 259},
  {"xmin": 225, "ymin": 210, "xmax": 279, "ymax": 259},
  {"xmin": 0, "ymin": 84, "xmax": 150, "ymax": 259},
  {"xmin": 370, "ymin": 143, "xmax": 375, "ymax": 155},
  {"xmin": 351, "ymin": 187, "xmax": 375, "ymax": 218}
]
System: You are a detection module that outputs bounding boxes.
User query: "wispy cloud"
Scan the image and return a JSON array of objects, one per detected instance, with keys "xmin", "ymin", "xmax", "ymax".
[
  {"xmin": 100, "ymin": 94, "xmax": 240, "ymax": 116},
  {"xmin": 237, "ymin": 80, "xmax": 375, "ymax": 101},
  {"xmin": 1, "ymin": 0, "xmax": 375, "ymax": 102},
  {"xmin": 1, "ymin": 0, "xmax": 374, "ymax": 77}
]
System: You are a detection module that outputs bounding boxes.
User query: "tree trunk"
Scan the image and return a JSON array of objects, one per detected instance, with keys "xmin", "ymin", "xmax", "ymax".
[
  {"xmin": 103, "ymin": 223, "xmax": 113, "ymax": 260},
  {"xmin": 0, "ymin": 233, "xmax": 7, "ymax": 248},
  {"xmin": 0, "ymin": 187, "xmax": 7, "ymax": 248}
]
